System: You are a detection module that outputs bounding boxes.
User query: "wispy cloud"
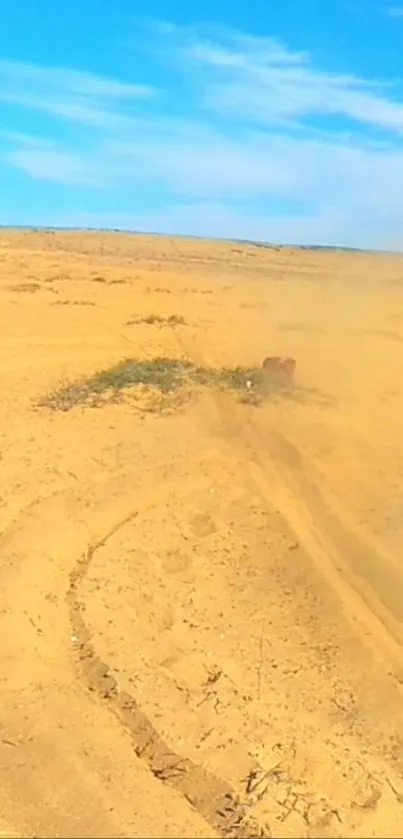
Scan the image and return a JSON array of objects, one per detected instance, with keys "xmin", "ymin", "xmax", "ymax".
[
  {"xmin": 388, "ymin": 6, "xmax": 403, "ymax": 17},
  {"xmin": 0, "ymin": 58, "xmax": 154, "ymax": 130},
  {"xmin": 2, "ymin": 22, "xmax": 403, "ymax": 247},
  {"xmin": 155, "ymin": 21, "xmax": 403, "ymax": 133},
  {"xmin": 0, "ymin": 59, "xmax": 151, "ymax": 99},
  {"xmin": 8, "ymin": 143, "xmax": 105, "ymax": 186}
]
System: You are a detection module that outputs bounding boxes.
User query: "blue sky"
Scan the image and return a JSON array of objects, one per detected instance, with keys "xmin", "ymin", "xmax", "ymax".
[{"xmin": 2, "ymin": 0, "xmax": 403, "ymax": 248}]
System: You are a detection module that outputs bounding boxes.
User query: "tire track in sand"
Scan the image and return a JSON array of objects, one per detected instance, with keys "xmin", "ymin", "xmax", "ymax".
[
  {"xmin": 174, "ymin": 326, "xmax": 403, "ymax": 676},
  {"xmin": 66, "ymin": 505, "xmax": 268, "ymax": 839},
  {"xmin": 0, "ymin": 484, "xmax": 240, "ymax": 838}
]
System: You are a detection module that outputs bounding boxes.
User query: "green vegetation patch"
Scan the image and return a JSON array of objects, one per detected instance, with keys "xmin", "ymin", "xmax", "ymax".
[{"xmin": 38, "ymin": 355, "xmax": 288, "ymax": 413}]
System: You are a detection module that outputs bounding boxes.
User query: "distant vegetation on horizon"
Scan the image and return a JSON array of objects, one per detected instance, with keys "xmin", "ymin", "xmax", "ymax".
[{"xmin": 0, "ymin": 225, "xmax": 384, "ymax": 254}]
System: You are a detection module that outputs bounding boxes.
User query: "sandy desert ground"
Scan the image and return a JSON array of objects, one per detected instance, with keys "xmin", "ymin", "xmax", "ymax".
[{"xmin": 2, "ymin": 230, "xmax": 403, "ymax": 837}]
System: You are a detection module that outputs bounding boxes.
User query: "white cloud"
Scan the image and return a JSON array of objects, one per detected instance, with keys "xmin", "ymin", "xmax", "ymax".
[
  {"xmin": 3, "ymin": 21, "xmax": 403, "ymax": 248},
  {"xmin": 0, "ymin": 59, "xmax": 151, "ymax": 99},
  {"xmin": 389, "ymin": 6, "xmax": 403, "ymax": 17},
  {"xmin": 0, "ymin": 58, "xmax": 154, "ymax": 130},
  {"xmin": 7, "ymin": 144, "xmax": 104, "ymax": 186},
  {"xmin": 159, "ymin": 22, "xmax": 403, "ymax": 133},
  {"xmin": 1, "ymin": 90, "xmax": 135, "ymax": 130}
]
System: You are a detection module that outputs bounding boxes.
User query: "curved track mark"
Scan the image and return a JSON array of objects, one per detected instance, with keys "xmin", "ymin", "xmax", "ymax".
[{"xmin": 67, "ymin": 514, "xmax": 268, "ymax": 839}]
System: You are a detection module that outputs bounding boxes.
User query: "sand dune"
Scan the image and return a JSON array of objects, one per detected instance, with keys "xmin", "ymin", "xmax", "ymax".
[{"xmin": 1, "ymin": 229, "xmax": 403, "ymax": 837}]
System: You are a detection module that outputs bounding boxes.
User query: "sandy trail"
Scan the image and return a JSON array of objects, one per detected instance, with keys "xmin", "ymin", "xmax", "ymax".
[
  {"xmin": 0, "ymin": 475, "xmax": 217, "ymax": 838},
  {"xmin": 2, "ymin": 231, "xmax": 403, "ymax": 837}
]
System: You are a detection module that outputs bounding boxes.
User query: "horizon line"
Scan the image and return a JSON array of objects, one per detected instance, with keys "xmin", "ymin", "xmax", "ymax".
[{"xmin": 0, "ymin": 224, "xmax": 398, "ymax": 256}]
